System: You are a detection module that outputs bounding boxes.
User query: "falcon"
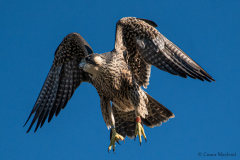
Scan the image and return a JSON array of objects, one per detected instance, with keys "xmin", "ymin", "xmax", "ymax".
[{"xmin": 24, "ymin": 17, "xmax": 215, "ymax": 153}]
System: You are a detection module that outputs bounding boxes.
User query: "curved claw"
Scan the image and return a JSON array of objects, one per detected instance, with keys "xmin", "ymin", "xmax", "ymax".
[
  {"xmin": 108, "ymin": 128, "xmax": 124, "ymax": 153},
  {"xmin": 117, "ymin": 140, "xmax": 121, "ymax": 145},
  {"xmin": 135, "ymin": 120, "xmax": 147, "ymax": 146}
]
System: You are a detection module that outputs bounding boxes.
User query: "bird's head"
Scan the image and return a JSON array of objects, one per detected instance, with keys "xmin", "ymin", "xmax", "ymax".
[{"xmin": 79, "ymin": 54, "xmax": 105, "ymax": 77}]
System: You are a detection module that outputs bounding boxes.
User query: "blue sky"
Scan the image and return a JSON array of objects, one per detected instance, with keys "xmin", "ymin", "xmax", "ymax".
[{"xmin": 1, "ymin": 0, "xmax": 239, "ymax": 159}]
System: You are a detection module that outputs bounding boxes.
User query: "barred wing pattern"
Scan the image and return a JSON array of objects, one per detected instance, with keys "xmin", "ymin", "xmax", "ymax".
[
  {"xmin": 115, "ymin": 17, "xmax": 215, "ymax": 89},
  {"xmin": 24, "ymin": 33, "xmax": 93, "ymax": 132},
  {"xmin": 112, "ymin": 92, "xmax": 174, "ymax": 139},
  {"xmin": 142, "ymin": 92, "xmax": 174, "ymax": 128},
  {"xmin": 112, "ymin": 104, "xmax": 136, "ymax": 139}
]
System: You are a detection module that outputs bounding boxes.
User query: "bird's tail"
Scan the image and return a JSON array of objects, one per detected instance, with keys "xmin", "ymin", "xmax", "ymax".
[
  {"xmin": 142, "ymin": 92, "xmax": 174, "ymax": 128},
  {"xmin": 112, "ymin": 92, "xmax": 174, "ymax": 139}
]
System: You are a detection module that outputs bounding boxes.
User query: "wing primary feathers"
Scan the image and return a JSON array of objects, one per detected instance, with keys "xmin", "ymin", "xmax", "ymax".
[
  {"xmin": 164, "ymin": 36, "xmax": 215, "ymax": 81},
  {"xmin": 136, "ymin": 36, "xmax": 214, "ymax": 81},
  {"xmin": 58, "ymin": 66, "xmax": 69, "ymax": 111},
  {"xmin": 31, "ymin": 72, "xmax": 55, "ymax": 132},
  {"xmin": 136, "ymin": 38, "xmax": 181, "ymax": 76},
  {"xmin": 48, "ymin": 90, "xmax": 62, "ymax": 122},
  {"xmin": 160, "ymin": 48, "xmax": 194, "ymax": 77},
  {"xmin": 160, "ymin": 48, "xmax": 203, "ymax": 79},
  {"xmin": 34, "ymin": 75, "xmax": 56, "ymax": 132},
  {"xmin": 157, "ymin": 50, "xmax": 188, "ymax": 77},
  {"xmin": 67, "ymin": 62, "xmax": 74, "ymax": 102},
  {"xmin": 115, "ymin": 17, "xmax": 214, "ymax": 85},
  {"xmin": 163, "ymin": 42, "xmax": 212, "ymax": 81},
  {"xmin": 27, "ymin": 84, "xmax": 53, "ymax": 133},
  {"xmin": 57, "ymin": 62, "xmax": 73, "ymax": 115},
  {"xmin": 48, "ymin": 66, "xmax": 63, "ymax": 123},
  {"xmin": 35, "ymin": 67, "xmax": 61, "ymax": 131},
  {"xmin": 55, "ymin": 68, "xmax": 67, "ymax": 117},
  {"xmin": 26, "ymin": 67, "xmax": 56, "ymax": 132},
  {"xmin": 23, "ymin": 66, "xmax": 54, "ymax": 127},
  {"xmin": 64, "ymin": 62, "xmax": 74, "ymax": 109},
  {"xmin": 136, "ymin": 18, "xmax": 158, "ymax": 27},
  {"xmin": 40, "ymin": 67, "xmax": 61, "ymax": 128},
  {"xmin": 25, "ymin": 32, "xmax": 93, "ymax": 132}
]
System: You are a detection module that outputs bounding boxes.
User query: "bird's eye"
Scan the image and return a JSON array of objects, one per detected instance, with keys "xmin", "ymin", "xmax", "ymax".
[{"xmin": 85, "ymin": 56, "xmax": 91, "ymax": 61}]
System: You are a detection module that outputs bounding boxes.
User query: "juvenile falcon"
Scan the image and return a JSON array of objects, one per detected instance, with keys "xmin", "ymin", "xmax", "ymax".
[{"xmin": 24, "ymin": 17, "xmax": 215, "ymax": 153}]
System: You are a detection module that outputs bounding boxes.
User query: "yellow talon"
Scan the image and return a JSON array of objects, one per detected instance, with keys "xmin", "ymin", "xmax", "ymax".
[
  {"xmin": 135, "ymin": 116, "xmax": 147, "ymax": 145},
  {"xmin": 108, "ymin": 128, "xmax": 124, "ymax": 153}
]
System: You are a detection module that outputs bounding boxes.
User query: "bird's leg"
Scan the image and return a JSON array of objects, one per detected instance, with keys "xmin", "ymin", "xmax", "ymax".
[
  {"xmin": 108, "ymin": 126, "xmax": 125, "ymax": 153},
  {"xmin": 135, "ymin": 116, "xmax": 147, "ymax": 145}
]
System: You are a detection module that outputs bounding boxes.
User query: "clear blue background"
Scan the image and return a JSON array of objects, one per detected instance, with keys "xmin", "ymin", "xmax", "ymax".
[{"xmin": 1, "ymin": 0, "xmax": 239, "ymax": 159}]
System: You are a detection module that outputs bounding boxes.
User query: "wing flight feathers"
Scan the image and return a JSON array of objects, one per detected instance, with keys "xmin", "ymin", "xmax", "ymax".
[
  {"xmin": 24, "ymin": 33, "xmax": 93, "ymax": 132},
  {"xmin": 115, "ymin": 17, "xmax": 215, "ymax": 86}
]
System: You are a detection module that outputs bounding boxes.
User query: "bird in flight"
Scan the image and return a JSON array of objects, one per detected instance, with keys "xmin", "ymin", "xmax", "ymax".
[{"xmin": 24, "ymin": 17, "xmax": 214, "ymax": 153}]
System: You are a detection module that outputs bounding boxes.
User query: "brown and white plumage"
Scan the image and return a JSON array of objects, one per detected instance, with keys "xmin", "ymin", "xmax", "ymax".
[
  {"xmin": 115, "ymin": 17, "xmax": 214, "ymax": 85},
  {"xmin": 24, "ymin": 33, "xmax": 93, "ymax": 132},
  {"xmin": 25, "ymin": 17, "xmax": 214, "ymax": 148},
  {"xmin": 113, "ymin": 92, "xmax": 174, "ymax": 139}
]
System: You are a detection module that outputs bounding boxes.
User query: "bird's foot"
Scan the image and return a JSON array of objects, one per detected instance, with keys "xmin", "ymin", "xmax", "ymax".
[
  {"xmin": 134, "ymin": 116, "xmax": 147, "ymax": 146},
  {"xmin": 108, "ymin": 128, "xmax": 124, "ymax": 153}
]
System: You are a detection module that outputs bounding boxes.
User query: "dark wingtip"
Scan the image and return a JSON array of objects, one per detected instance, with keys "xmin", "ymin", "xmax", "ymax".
[
  {"xmin": 34, "ymin": 123, "xmax": 40, "ymax": 133},
  {"xmin": 23, "ymin": 113, "xmax": 32, "ymax": 128},
  {"xmin": 203, "ymin": 76, "xmax": 215, "ymax": 82},
  {"xmin": 26, "ymin": 115, "xmax": 39, "ymax": 133},
  {"xmin": 137, "ymin": 18, "xmax": 158, "ymax": 27},
  {"xmin": 26, "ymin": 127, "xmax": 31, "ymax": 133},
  {"xmin": 48, "ymin": 113, "xmax": 54, "ymax": 123},
  {"xmin": 208, "ymin": 76, "xmax": 216, "ymax": 82},
  {"xmin": 199, "ymin": 69, "xmax": 215, "ymax": 82}
]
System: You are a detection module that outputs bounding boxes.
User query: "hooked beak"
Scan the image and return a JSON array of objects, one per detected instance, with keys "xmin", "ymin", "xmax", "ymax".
[{"xmin": 79, "ymin": 60, "xmax": 86, "ymax": 69}]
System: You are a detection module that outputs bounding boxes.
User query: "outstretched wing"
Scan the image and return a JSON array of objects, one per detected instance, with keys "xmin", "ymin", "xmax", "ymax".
[
  {"xmin": 114, "ymin": 17, "xmax": 215, "ymax": 88},
  {"xmin": 24, "ymin": 33, "xmax": 93, "ymax": 132}
]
